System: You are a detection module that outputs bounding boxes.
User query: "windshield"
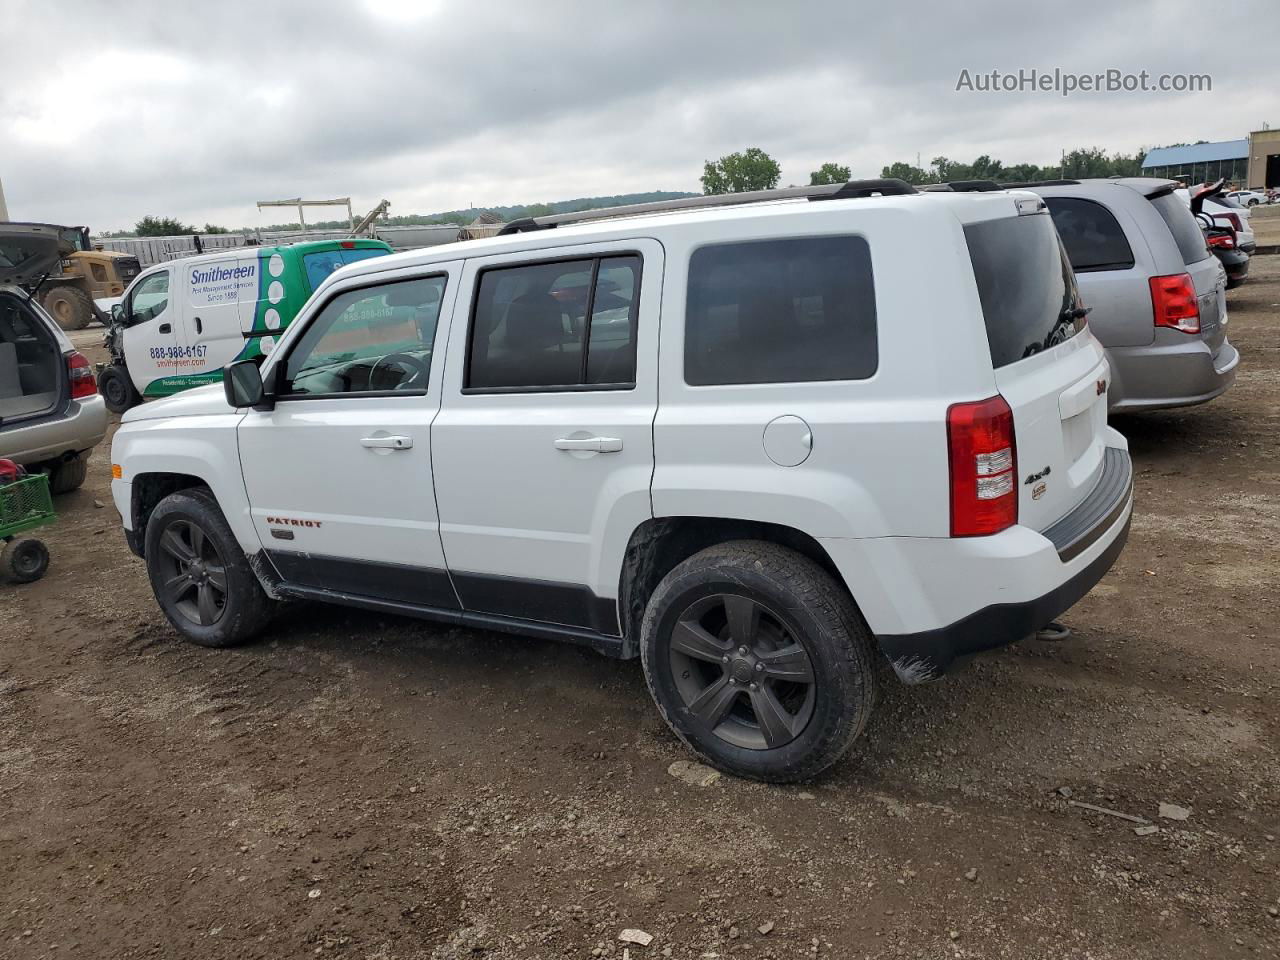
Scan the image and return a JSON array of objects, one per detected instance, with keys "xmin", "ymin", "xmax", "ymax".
[
  {"xmin": 964, "ymin": 212, "xmax": 1083, "ymax": 369},
  {"xmin": 302, "ymin": 246, "xmax": 390, "ymax": 293}
]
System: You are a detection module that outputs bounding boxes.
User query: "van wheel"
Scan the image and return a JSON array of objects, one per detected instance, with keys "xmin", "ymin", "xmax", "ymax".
[
  {"xmin": 48, "ymin": 455, "xmax": 88, "ymax": 494},
  {"xmin": 41, "ymin": 285, "xmax": 94, "ymax": 331},
  {"xmin": 98, "ymin": 364, "xmax": 141, "ymax": 413},
  {"xmin": 2, "ymin": 537, "xmax": 50, "ymax": 583},
  {"xmin": 640, "ymin": 541, "xmax": 878, "ymax": 783},
  {"xmin": 144, "ymin": 488, "xmax": 274, "ymax": 647}
]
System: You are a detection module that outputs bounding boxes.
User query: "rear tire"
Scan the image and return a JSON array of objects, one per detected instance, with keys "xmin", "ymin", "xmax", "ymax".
[
  {"xmin": 144, "ymin": 488, "xmax": 274, "ymax": 647},
  {"xmin": 2, "ymin": 537, "xmax": 49, "ymax": 583},
  {"xmin": 640, "ymin": 540, "xmax": 878, "ymax": 783},
  {"xmin": 41, "ymin": 285, "xmax": 94, "ymax": 331},
  {"xmin": 48, "ymin": 455, "xmax": 88, "ymax": 494},
  {"xmin": 98, "ymin": 364, "xmax": 141, "ymax": 414}
]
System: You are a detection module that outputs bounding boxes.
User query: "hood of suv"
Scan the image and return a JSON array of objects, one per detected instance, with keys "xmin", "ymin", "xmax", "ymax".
[
  {"xmin": 121, "ymin": 383, "xmax": 235, "ymax": 422},
  {"xmin": 0, "ymin": 222, "xmax": 68, "ymax": 286}
]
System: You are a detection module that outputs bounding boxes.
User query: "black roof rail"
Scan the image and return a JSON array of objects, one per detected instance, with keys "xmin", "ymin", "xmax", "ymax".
[
  {"xmin": 493, "ymin": 180, "xmax": 919, "ymax": 235},
  {"xmin": 919, "ymin": 180, "xmax": 1004, "ymax": 193},
  {"xmin": 998, "ymin": 179, "xmax": 1082, "ymax": 188}
]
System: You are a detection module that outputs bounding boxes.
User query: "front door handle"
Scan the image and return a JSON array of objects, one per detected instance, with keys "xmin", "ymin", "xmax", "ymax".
[
  {"xmin": 195, "ymin": 316, "xmax": 203, "ymax": 335},
  {"xmin": 360, "ymin": 435, "xmax": 413, "ymax": 450},
  {"xmin": 158, "ymin": 323, "xmax": 171, "ymax": 334},
  {"xmin": 554, "ymin": 436, "xmax": 623, "ymax": 453}
]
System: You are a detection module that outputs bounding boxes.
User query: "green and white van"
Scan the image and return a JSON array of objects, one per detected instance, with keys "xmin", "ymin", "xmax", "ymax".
[{"xmin": 97, "ymin": 239, "xmax": 392, "ymax": 412}]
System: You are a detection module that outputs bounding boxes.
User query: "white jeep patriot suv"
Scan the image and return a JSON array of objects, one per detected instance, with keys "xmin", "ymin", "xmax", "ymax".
[{"xmin": 110, "ymin": 181, "xmax": 1133, "ymax": 781}]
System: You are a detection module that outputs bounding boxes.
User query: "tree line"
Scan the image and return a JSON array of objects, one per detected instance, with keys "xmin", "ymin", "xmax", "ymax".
[{"xmin": 700, "ymin": 146, "xmax": 1150, "ymax": 194}]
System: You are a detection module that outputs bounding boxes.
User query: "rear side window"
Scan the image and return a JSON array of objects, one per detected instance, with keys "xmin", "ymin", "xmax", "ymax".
[
  {"xmin": 303, "ymin": 247, "xmax": 390, "ymax": 292},
  {"xmin": 684, "ymin": 236, "xmax": 877, "ymax": 386},
  {"xmin": 964, "ymin": 213, "xmax": 1082, "ymax": 369},
  {"xmin": 1149, "ymin": 192, "xmax": 1211, "ymax": 265},
  {"xmin": 1044, "ymin": 197, "xmax": 1135, "ymax": 272},
  {"xmin": 467, "ymin": 255, "xmax": 641, "ymax": 391}
]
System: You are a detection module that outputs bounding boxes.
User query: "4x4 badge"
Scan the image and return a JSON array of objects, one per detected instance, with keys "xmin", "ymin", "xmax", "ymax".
[{"xmin": 1024, "ymin": 465, "xmax": 1051, "ymax": 485}]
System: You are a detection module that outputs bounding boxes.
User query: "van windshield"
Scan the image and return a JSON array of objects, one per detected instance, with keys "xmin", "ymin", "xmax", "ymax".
[
  {"xmin": 964, "ymin": 212, "xmax": 1083, "ymax": 369},
  {"xmin": 303, "ymin": 247, "xmax": 389, "ymax": 293}
]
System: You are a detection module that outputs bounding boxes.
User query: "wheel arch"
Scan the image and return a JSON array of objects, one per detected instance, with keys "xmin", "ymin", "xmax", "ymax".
[
  {"xmin": 617, "ymin": 516, "xmax": 850, "ymax": 656},
  {"xmin": 129, "ymin": 472, "xmax": 209, "ymax": 557}
]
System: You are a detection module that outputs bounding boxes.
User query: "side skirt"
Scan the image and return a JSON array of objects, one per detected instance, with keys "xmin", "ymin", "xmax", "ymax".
[{"xmin": 273, "ymin": 581, "xmax": 629, "ymax": 659}]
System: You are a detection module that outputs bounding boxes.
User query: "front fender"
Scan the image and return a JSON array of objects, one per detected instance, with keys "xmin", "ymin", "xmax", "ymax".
[{"xmin": 111, "ymin": 413, "xmax": 256, "ymax": 553}]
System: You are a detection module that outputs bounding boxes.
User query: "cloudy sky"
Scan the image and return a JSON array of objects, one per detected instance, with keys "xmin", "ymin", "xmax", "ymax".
[{"xmin": 2, "ymin": 0, "xmax": 1276, "ymax": 232}]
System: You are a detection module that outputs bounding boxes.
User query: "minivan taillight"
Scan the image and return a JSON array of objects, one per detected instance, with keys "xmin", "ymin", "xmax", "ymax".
[
  {"xmin": 1218, "ymin": 212, "xmax": 1243, "ymax": 232},
  {"xmin": 947, "ymin": 395, "xmax": 1017, "ymax": 537},
  {"xmin": 67, "ymin": 351, "xmax": 97, "ymax": 400},
  {"xmin": 1149, "ymin": 273, "xmax": 1200, "ymax": 334}
]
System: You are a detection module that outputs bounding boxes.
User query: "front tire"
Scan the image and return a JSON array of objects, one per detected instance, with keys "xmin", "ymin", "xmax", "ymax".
[
  {"xmin": 41, "ymin": 285, "xmax": 94, "ymax": 331},
  {"xmin": 144, "ymin": 488, "xmax": 274, "ymax": 647},
  {"xmin": 98, "ymin": 364, "xmax": 141, "ymax": 414},
  {"xmin": 640, "ymin": 541, "xmax": 878, "ymax": 783}
]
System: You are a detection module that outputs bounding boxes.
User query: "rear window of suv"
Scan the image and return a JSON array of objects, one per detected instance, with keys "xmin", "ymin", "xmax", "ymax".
[
  {"xmin": 1044, "ymin": 197, "xmax": 1135, "ymax": 272},
  {"xmin": 684, "ymin": 236, "xmax": 877, "ymax": 386},
  {"xmin": 1149, "ymin": 191, "xmax": 1211, "ymax": 265},
  {"xmin": 964, "ymin": 213, "xmax": 1083, "ymax": 368}
]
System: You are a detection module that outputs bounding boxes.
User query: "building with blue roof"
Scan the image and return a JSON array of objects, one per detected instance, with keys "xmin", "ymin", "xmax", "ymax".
[{"xmin": 1141, "ymin": 130, "xmax": 1280, "ymax": 188}]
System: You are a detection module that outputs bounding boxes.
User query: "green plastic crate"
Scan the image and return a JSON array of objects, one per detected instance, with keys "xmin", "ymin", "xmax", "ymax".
[{"xmin": 0, "ymin": 474, "xmax": 55, "ymax": 539}]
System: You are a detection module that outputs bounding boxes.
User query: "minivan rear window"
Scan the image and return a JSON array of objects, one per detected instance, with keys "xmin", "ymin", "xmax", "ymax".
[
  {"xmin": 964, "ymin": 213, "xmax": 1083, "ymax": 369},
  {"xmin": 1149, "ymin": 192, "xmax": 1211, "ymax": 265},
  {"xmin": 1044, "ymin": 197, "xmax": 1135, "ymax": 272}
]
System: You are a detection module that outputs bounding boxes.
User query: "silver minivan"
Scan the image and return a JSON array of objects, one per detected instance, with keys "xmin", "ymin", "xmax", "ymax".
[
  {"xmin": 1016, "ymin": 178, "xmax": 1237, "ymax": 412},
  {"xmin": 0, "ymin": 223, "xmax": 107, "ymax": 492}
]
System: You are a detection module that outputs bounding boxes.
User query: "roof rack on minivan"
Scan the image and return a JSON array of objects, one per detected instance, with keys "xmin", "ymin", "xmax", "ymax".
[
  {"xmin": 921, "ymin": 180, "xmax": 1004, "ymax": 193},
  {"xmin": 998, "ymin": 179, "xmax": 1081, "ymax": 188},
  {"xmin": 496, "ymin": 179, "xmax": 919, "ymax": 236}
]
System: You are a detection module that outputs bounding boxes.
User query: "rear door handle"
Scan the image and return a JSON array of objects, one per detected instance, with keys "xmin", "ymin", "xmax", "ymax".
[
  {"xmin": 554, "ymin": 436, "xmax": 623, "ymax": 453},
  {"xmin": 194, "ymin": 316, "xmax": 203, "ymax": 335},
  {"xmin": 158, "ymin": 323, "xmax": 171, "ymax": 334},
  {"xmin": 360, "ymin": 435, "xmax": 413, "ymax": 450}
]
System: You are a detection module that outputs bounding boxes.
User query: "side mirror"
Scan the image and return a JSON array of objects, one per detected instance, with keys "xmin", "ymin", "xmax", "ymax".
[
  {"xmin": 224, "ymin": 359, "xmax": 268, "ymax": 409},
  {"xmin": 111, "ymin": 303, "xmax": 124, "ymax": 323}
]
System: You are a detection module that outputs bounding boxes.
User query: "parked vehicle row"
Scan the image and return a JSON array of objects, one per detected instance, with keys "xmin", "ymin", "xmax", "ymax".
[
  {"xmin": 109, "ymin": 181, "xmax": 1135, "ymax": 781},
  {"xmin": 0, "ymin": 222, "xmax": 106, "ymax": 493}
]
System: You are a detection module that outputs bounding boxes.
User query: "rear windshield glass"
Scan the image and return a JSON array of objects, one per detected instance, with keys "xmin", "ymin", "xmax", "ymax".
[
  {"xmin": 1149, "ymin": 192, "xmax": 1211, "ymax": 265},
  {"xmin": 964, "ymin": 213, "xmax": 1083, "ymax": 369},
  {"xmin": 1044, "ymin": 197, "xmax": 1135, "ymax": 272},
  {"xmin": 303, "ymin": 247, "xmax": 389, "ymax": 292}
]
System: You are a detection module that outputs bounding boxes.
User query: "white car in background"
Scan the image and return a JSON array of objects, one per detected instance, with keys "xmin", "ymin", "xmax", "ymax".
[
  {"xmin": 1226, "ymin": 189, "xmax": 1268, "ymax": 207},
  {"xmin": 1177, "ymin": 189, "xmax": 1256, "ymax": 253}
]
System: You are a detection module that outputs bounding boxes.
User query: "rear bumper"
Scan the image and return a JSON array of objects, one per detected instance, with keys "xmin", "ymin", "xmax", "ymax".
[
  {"xmin": 0, "ymin": 395, "xmax": 108, "ymax": 467},
  {"xmin": 1107, "ymin": 335, "xmax": 1239, "ymax": 412},
  {"xmin": 824, "ymin": 441, "xmax": 1133, "ymax": 683}
]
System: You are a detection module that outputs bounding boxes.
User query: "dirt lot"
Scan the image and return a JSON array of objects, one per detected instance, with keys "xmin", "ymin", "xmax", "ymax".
[{"xmin": 3, "ymin": 258, "xmax": 1279, "ymax": 960}]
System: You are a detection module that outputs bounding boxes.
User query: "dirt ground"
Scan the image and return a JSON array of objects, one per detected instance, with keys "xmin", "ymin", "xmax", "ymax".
[{"xmin": 3, "ymin": 257, "xmax": 1279, "ymax": 960}]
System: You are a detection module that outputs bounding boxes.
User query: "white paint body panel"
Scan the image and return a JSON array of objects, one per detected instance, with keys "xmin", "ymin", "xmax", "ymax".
[
  {"xmin": 110, "ymin": 188, "xmax": 1130, "ymax": 643},
  {"xmin": 431, "ymin": 239, "xmax": 663, "ymax": 601}
]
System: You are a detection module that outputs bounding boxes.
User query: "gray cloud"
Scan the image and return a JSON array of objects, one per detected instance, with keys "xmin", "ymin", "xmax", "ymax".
[{"xmin": 2, "ymin": 0, "xmax": 1274, "ymax": 231}]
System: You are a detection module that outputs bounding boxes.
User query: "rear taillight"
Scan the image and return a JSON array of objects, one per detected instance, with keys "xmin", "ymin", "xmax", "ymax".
[
  {"xmin": 947, "ymin": 395, "xmax": 1018, "ymax": 537},
  {"xmin": 1149, "ymin": 273, "xmax": 1200, "ymax": 334},
  {"xmin": 1208, "ymin": 234, "xmax": 1235, "ymax": 250},
  {"xmin": 67, "ymin": 351, "xmax": 97, "ymax": 399},
  {"xmin": 1218, "ymin": 212, "xmax": 1243, "ymax": 232}
]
